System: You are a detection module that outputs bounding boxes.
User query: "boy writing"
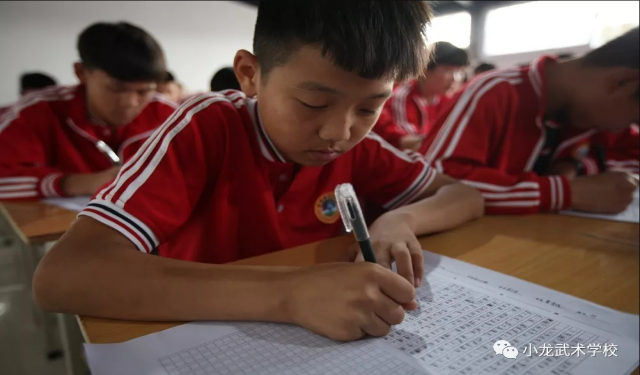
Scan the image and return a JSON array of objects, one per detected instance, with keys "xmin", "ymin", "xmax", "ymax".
[
  {"xmin": 374, "ymin": 41, "xmax": 469, "ymax": 151},
  {"xmin": 0, "ymin": 22, "xmax": 176, "ymax": 200},
  {"xmin": 34, "ymin": 1, "xmax": 483, "ymax": 342},
  {"xmin": 422, "ymin": 28, "xmax": 639, "ymax": 215}
]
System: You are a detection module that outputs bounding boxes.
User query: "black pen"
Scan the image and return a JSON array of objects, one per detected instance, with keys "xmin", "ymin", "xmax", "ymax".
[
  {"xmin": 593, "ymin": 144, "xmax": 607, "ymax": 173},
  {"xmin": 335, "ymin": 183, "xmax": 377, "ymax": 263}
]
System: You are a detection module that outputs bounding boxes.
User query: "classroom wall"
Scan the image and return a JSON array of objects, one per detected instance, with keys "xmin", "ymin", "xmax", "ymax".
[{"xmin": 0, "ymin": 1, "xmax": 257, "ymax": 106}]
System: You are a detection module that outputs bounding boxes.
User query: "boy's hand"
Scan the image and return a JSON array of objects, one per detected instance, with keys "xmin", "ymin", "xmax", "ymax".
[
  {"xmin": 352, "ymin": 212, "xmax": 423, "ymax": 287},
  {"xmin": 398, "ymin": 134, "xmax": 424, "ymax": 152},
  {"xmin": 62, "ymin": 166, "xmax": 121, "ymax": 197},
  {"xmin": 546, "ymin": 161, "xmax": 578, "ymax": 180},
  {"xmin": 279, "ymin": 262, "xmax": 417, "ymax": 342},
  {"xmin": 571, "ymin": 172, "xmax": 639, "ymax": 214}
]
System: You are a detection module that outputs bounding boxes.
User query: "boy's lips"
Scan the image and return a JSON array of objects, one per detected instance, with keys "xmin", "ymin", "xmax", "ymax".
[{"xmin": 306, "ymin": 149, "xmax": 343, "ymax": 162}]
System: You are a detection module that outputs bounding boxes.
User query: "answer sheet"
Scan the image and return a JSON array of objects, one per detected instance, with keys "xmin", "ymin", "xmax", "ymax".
[
  {"xmin": 41, "ymin": 196, "xmax": 91, "ymax": 212},
  {"xmin": 84, "ymin": 251, "xmax": 640, "ymax": 375},
  {"xmin": 560, "ymin": 189, "xmax": 639, "ymax": 224}
]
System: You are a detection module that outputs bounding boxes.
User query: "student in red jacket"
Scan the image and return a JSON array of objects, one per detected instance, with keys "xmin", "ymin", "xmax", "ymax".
[
  {"xmin": 422, "ymin": 28, "xmax": 640, "ymax": 215},
  {"xmin": 157, "ymin": 71, "xmax": 184, "ymax": 103},
  {"xmin": 0, "ymin": 72, "xmax": 58, "ymax": 118},
  {"xmin": 34, "ymin": 1, "xmax": 483, "ymax": 342},
  {"xmin": 0, "ymin": 22, "xmax": 177, "ymax": 200},
  {"xmin": 374, "ymin": 41, "xmax": 469, "ymax": 151}
]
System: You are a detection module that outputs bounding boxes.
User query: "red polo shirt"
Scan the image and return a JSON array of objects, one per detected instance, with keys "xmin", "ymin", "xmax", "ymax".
[
  {"xmin": 80, "ymin": 90, "xmax": 437, "ymax": 263},
  {"xmin": 0, "ymin": 85, "xmax": 177, "ymax": 200},
  {"xmin": 374, "ymin": 81, "xmax": 452, "ymax": 149},
  {"xmin": 420, "ymin": 55, "xmax": 639, "ymax": 215}
]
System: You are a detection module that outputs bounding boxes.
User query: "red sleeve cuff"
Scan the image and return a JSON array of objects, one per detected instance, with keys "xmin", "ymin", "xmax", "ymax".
[
  {"xmin": 606, "ymin": 159, "xmax": 640, "ymax": 174},
  {"xmin": 38, "ymin": 173, "xmax": 66, "ymax": 198},
  {"xmin": 78, "ymin": 199, "xmax": 160, "ymax": 253},
  {"xmin": 539, "ymin": 175, "xmax": 572, "ymax": 212}
]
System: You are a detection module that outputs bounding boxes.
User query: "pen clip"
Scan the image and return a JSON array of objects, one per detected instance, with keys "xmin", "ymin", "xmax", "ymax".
[
  {"xmin": 95, "ymin": 140, "xmax": 121, "ymax": 165},
  {"xmin": 335, "ymin": 183, "xmax": 364, "ymax": 233}
]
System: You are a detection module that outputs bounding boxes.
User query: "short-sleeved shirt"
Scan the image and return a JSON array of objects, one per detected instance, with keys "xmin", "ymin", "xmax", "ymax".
[
  {"xmin": 0, "ymin": 85, "xmax": 177, "ymax": 199},
  {"xmin": 80, "ymin": 90, "xmax": 436, "ymax": 263}
]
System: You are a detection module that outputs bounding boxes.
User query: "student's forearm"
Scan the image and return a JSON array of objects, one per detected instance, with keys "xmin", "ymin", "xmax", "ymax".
[
  {"xmin": 60, "ymin": 173, "xmax": 95, "ymax": 196},
  {"xmin": 34, "ymin": 232, "xmax": 294, "ymax": 322},
  {"xmin": 389, "ymin": 183, "xmax": 484, "ymax": 235},
  {"xmin": 61, "ymin": 166, "xmax": 121, "ymax": 197}
]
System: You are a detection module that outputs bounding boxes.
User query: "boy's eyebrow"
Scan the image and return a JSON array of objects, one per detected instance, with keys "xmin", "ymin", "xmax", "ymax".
[
  {"xmin": 297, "ymin": 81, "xmax": 392, "ymax": 99},
  {"xmin": 297, "ymin": 81, "xmax": 338, "ymax": 93}
]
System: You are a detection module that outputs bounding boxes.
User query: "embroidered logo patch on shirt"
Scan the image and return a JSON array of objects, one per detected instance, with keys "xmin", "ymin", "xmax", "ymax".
[
  {"xmin": 572, "ymin": 143, "xmax": 590, "ymax": 160},
  {"xmin": 314, "ymin": 192, "xmax": 340, "ymax": 224}
]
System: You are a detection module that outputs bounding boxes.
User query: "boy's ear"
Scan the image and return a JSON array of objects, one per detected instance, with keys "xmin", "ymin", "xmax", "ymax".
[
  {"xmin": 73, "ymin": 62, "xmax": 88, "ymax": 84},
  {"xmin": 606, "ymin": 67, "xmax": 640, "ymax": 97},
  {"xmin": 233, "ymin": 50, "xmax": 260, "ymax": 97}
]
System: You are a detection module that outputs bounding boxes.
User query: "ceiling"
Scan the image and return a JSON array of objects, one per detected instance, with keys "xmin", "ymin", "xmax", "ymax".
[
  {"xmin": 238, "ymin": 1, "xmax": 525, "ymax": 16},
  {"xmin": 429, "ymin": 1, "xmax": 518, "ymax": 15}
]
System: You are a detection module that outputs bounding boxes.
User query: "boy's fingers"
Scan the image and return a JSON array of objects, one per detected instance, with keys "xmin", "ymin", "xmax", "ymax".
[
  {"xmin": 408, "ymin": 240, "xmax": 424, "ymax": 287},
  {"xmin": 375, "ymin": 294, "xmax": 406, "ymax": 326},
  {"xmin": 354, "ymin": 243, "xmax": 391, "ymax": 268},
  {"xmin": 378, "ymin": 269, "xmax": 416, "ymax": 305},
  {"xmin": 390, "ymin": 243, "xmax": 414, "ymax": 286},
  {"xmin": 362, "ymin": 314, "xmax": 392, "ymax": 338},
  {"xmin": 353, "ymin": 244, "xmax": 365, "ymax": 263},
  {"xmin": 402, "ymin": 300, "xmax": 419, "ymax": 311}
]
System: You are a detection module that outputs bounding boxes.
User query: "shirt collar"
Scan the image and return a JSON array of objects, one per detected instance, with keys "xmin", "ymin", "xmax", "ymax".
[
  {"xmin": 248, "ymin": 98, "xmax": 288, "ymax": 163},
  {"xmin": 527, "ymin": 55, "xmax": 559, "ymax": 123},
  {"xmin": 406, "ymin": 80, "xmax": 441, "ymax": 107},
  {"xmin": 67, "ymin": 85, "xmax": 104, "ymax": 127}
]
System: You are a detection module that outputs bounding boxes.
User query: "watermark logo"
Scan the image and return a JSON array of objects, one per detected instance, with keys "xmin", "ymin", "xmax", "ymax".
[
  {"xmin": 494, "ymin": 340, "xmax": 519, "ymax": 359},
  {"xmin": 494, "ymin": 340, "xmax": 619, "ymax": 359},
  {"xmin": 523, "ymin": 343, "xmax": 618, "ymax": 358}
]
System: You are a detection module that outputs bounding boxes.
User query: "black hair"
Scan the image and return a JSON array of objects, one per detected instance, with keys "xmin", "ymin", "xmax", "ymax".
[
  {"xmin": 77, "ymin": 22, "xmax": 166, "ymax": 82},
  {"xmin": 583, "ymin": 27, "xmax": 639, "ymax": 98},
  {"xmin": 210, "ymin": 67, "xmax": 241, "ymax": 92},
  {"xmin": 253, "ymin": 1, "xmax": 432, "ymax": 82},
  {"xmin": 474, "ymin": 62, "xmax": 496, "ymax": 75},
  {"xmin": 556, "ymin": 52, "xmax": 574, "ymax": 61},
  {"xmin": 427, "ymin": 42, "xmax": 469, "ymax": 70},
  {"xmin": 583, "ymin": 28, "xmax": 638, "ymax": 70},
  {"xmin": 162, "ymin": 71, "xmax": 175, "ymax": 83},
  {"xmin": 20, "ymin": 72, "xmax": 57, "ymax": 94}
]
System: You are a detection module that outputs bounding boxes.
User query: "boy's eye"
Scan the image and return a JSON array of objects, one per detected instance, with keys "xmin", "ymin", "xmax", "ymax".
[
  {"xmin": 298, "ymin": 99, "xmax": 328, "ymax": 110},
  {"xmin": 138, "ymin": 89, "xmax": 154, "ymax": 97},
  {"xmin": 109, "ymin": 86, "xmax": 128, "ymax": 94},
  {"xmin": 359, "ymin": 108, "xmax": 377, "ymax": 116}
]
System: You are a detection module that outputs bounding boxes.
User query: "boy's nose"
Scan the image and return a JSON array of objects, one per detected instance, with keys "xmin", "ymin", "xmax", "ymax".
[{"xmin": 318, "ymin": 115, "xmax": 353, "ymax": 143}]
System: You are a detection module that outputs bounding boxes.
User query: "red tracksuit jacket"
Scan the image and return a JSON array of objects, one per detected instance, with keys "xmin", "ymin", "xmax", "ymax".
[
  {"xmin": 421, "ymin": 55, "xmax": 639, "ymax": 215},
  {"xmin": 0, "ymin": 85, "xmax": 177, "ymax": 200},
  {"xmin": 374, "ymin": 81, "xmax": 452, "ymax": 149}
]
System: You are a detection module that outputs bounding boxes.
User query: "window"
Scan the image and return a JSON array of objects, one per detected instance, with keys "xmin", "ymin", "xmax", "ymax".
[
  {"xmin": 483, "ymin": 2, "xmax": 596, "ymax": 56},
  {"xmin": 590, "ymin": 1, "xmax": 639, "ymax": 48},
  {"xmin": 483, "ymin": 1, "xmax": 639, "ymax": 56},
  {"xmin": 427, "ymin": 12, "xmax": 471, "ymax": 49}
]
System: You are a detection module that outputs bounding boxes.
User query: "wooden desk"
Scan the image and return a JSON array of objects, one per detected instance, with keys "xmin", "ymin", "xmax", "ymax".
[
  {"xmin": 0, "ymin": 200, "xmax": 83, "ymax": 374},
  {"xmin": 80, "ymin": 214, "xmax": 639, "ymax": 346},
  {"xmin": 0, "ymin": 201, "xmax": 77, "ymax": 245}
]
